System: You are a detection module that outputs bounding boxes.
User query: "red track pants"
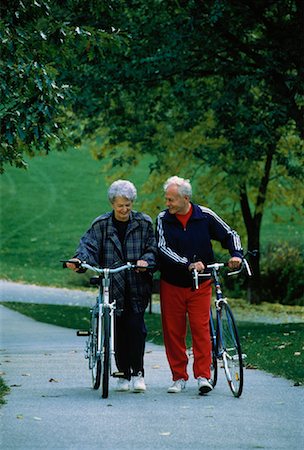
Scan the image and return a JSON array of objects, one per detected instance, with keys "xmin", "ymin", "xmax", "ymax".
[{"xmin": 160, "ymin": 279, "xmax": 212, "ymax": 381}]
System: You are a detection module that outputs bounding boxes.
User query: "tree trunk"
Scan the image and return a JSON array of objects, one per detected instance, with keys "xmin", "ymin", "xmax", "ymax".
[
  {"xmin": 240, "ymin": 186, "xmax": 262, "ymax": 304},
  {"xmin": 239, "ymin": 148, "xmax": 274, "ymax": 304}
]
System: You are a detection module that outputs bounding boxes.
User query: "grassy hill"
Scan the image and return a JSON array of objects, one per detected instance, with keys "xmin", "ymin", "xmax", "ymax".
[{"xmin": 0, "ymin": 146, "xmax": 302, "ymax": 288}]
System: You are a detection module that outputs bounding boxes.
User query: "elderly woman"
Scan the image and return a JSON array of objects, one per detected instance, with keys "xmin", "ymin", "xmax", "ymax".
[{"xmin": 67, "ymin": 180, "xmax": 157, "ymax": 393}]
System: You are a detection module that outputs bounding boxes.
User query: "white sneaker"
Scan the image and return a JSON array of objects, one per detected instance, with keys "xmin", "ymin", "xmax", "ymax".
[
  {"xmin": 197, "ymin": 377, "xmax": 213, "ymax": 395},
  {"xmin": 115, "ymin": 378, "xmax": 130, "ymax": 392},
  {"xmin": 167, "ymin": 379, "xmax": 186, "ymax": 393},
  {"xmin": 132, "ymin": 372, "xmax": 146, "ymax": 392}
]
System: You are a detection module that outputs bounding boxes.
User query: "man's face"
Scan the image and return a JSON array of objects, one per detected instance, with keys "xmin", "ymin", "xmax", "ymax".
[{"xmin": 165, "ymin": 185, "xmax": 190, "ymax": 215}]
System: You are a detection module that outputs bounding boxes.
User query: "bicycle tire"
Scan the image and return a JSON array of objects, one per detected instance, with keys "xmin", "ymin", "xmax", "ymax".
[
  {"xmin": 89, "ymin": 306, "xmax": 101, "ymax": 390},
  {"xmin": 209, "ymin": 312, "xmax": 218, "ymax": 388},
  {"xmin": 218, "ymin": 302, "xmax": 243, "ymax": 397},
  {"xmin": 101, "ymin": 307, "xmax": 111, "ymax": 399}
]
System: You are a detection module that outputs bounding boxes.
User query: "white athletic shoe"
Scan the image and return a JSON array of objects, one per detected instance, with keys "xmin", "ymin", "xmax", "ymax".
[
  {"xmin": 167, "ymin": 379, "xmax": 186, "ymax": 393},
  {"xmin": 197, "ymin": 377, "xmax": 213, "ymax": 394},
  {"xmin": 132, "ymin": 372, "xmax": 146, "ymax": 392},
  {"xmin": 116, "ymin": 378, "xmax": 130, "ymax": 392}
]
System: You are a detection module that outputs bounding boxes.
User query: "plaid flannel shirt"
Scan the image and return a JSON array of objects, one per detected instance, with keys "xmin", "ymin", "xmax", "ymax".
[{"xmin": 75, "ymin": 211, "xmax": 157, "ymax": 314}]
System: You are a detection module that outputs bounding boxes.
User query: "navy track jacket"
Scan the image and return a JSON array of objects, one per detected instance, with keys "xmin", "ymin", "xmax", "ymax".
[{"xmin": 156, "ymin": 203, "xmax": 243, "ymax": 287}]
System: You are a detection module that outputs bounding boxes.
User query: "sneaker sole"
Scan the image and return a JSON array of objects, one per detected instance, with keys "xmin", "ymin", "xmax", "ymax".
[
  {"xmin": 167, "ymin": 388, "xmax": 185, "ymax": 393},
  {"xmin": 199, "ymin": 385, "xmax": 213, "ymax": 395}
]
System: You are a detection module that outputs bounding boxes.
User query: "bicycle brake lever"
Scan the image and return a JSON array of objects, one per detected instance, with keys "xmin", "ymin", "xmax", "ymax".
[
  {"xmin": 192, "ymin": 268, "xmax": 199, "ymax": 290},
  {"xmin": 243, "ymin": 259, "xmax": 252, "ymax": 277}
]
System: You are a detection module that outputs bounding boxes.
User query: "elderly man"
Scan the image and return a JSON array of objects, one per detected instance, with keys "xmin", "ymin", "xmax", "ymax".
[{"xmin": 156, "ymin": 176, "xmax": 243, "ymax": 394}]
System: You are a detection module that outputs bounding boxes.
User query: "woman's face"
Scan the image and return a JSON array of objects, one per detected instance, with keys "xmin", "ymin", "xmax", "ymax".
[{"xmin": 112, "ymin": 196, "xmax": 133, "ymax": 222}]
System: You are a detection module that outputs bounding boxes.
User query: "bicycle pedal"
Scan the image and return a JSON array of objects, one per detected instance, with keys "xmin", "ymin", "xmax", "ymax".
[
  {"xmin": 76, "ymin": 330, "xmax": 90, "ymax": 336},
  {"xmin": 90, "ymin": 276, "xmax": 100, "ymax": 286},
  {"xmin": 112, "ymin": 371, "xmax": 125, "ymax": 378}
]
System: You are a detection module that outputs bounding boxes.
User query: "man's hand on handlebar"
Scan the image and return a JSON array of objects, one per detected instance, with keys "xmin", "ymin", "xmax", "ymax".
[
  {"xmin": 227, "ymin": 257, "xmax": 242, "ymax": 270},
  {"xmin": 188, "ymin": 261, "xmax": 205, "ymax": 273}
]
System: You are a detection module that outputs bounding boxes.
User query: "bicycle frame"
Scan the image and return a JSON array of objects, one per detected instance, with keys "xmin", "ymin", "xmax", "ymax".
[
  {"xmin": 81, "ymin": 262, "xmax": 134, "ymax": 396},
  {"xmin": 95, "ymin": 269, "xmax": 116, "ymax": 377}
]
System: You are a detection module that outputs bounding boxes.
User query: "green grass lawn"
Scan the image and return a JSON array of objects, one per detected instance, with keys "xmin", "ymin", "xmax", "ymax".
[
  {"xmin": 1, "ymin": 301, "xmax": 303, "ymax": 385},
  {"xmin": 1, "ymin": 145, "xmax": 303, "ymax": 289},
  {"xmin": 0, "ymin": 146, "xmax": 153, "ymax": 288},
  {"xmin": 1, "ymin": 146, "xmax": 303, "ymax": 401}
]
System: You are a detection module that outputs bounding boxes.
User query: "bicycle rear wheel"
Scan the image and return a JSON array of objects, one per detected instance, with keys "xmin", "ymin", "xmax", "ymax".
[
  {"xmin": 89, "ymin": 306, "xmax": 101, "ymax": 390},
  {"xmin": 219, "ymin": 302, "xmax": 243, "ymax": 397},
  {"xmin": 101, "ymin": 307, "xmax": 111, "ymax": 399}
]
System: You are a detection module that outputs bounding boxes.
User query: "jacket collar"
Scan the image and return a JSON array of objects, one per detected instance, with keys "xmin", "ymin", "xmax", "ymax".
[
  {"xmin": 107, "ymin": 211, "xmax": 140, "ymax": 253},
  {"xmin": 162, "ymin": 203, "xmax": 202, "ymax": 222}
]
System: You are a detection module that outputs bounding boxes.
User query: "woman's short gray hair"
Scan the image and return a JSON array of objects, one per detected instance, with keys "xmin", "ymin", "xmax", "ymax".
[
  {"xmin": 108, "ymin": 180, "xmax": 137, "ymax": 203},
  {"xmin": 164, "ymin": 176, "xmax": 192, "ymax": 198}
]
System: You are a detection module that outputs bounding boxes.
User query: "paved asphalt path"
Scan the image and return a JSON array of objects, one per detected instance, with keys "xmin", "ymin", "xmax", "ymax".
[{"xmin": 0, "ymin": 281, "xmax": 303, "ymax": 449}]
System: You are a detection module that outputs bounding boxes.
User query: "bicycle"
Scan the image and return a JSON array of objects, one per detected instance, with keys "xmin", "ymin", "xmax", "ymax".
[
  {"xmin": 62, "ymin": 260, "xmax": 150, "ymax": 399},
  {"xmin": 192, "ymin": 257, "xmax": 252, "ymax": 398}
]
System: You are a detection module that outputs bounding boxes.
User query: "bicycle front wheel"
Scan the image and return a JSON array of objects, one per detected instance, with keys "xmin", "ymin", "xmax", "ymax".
[
  {"xmin": 89, "ymin": 306, "xmax": 101, "ymax": 390},
  {"xmin": 219, "ymin": 302, "xmax": 243, "ymax": 397},
  {"xmin": 101, "ymin": 307, "xmax": 111, "ymax": 399}
]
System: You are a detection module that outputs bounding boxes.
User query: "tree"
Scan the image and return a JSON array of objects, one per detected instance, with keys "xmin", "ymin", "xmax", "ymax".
[
  {"xmin": 0, "ymin": 0, "xmax": 122, "ymax": 171},
  {"xmin": 89, "ymin": 0, "xmax": 304, "ymax": 303},
  {"xmin": 1, "ymin": 1, "xmax": 303, "ymax": 302}
]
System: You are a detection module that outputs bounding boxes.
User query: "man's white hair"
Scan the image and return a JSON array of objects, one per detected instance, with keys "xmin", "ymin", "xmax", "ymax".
[{"xmin": 164, "ymin": 176, "xmax": 192, "ymax": 198}]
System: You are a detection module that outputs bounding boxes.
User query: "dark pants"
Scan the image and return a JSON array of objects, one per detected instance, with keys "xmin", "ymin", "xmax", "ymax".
[{"xmin": 114, "ymin": 310, "xmax": 147, "ymax": 380}]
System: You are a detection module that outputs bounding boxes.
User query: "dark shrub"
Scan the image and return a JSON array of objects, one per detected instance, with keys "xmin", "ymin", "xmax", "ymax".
[{"xmin": 260, "ymin": 243, "xmax": 304, "ymax": 306}]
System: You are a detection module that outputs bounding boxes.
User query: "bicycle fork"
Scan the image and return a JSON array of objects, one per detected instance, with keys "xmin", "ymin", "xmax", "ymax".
[{"xmin": 100, "ymin": 275, "xmax": 116, "ymax": 375}]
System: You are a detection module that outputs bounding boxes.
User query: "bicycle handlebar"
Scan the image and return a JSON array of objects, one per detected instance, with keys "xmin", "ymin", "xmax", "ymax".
[
  {"xmin": 192, "ymin": 257, "xmax": 252, "ymax": 290},
  {"xmin": 61, "ymin": 260, "xmax": 154, "ymax": 273}
]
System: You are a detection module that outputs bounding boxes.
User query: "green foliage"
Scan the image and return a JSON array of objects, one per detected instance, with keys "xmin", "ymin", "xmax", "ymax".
[
  {"xmin": 0, "ymin": 0, "xmax": 121, "ymax": 171},
  {"xmin": 1, "ymin": 1, "xmax": 304, "ymax": 304},
  {"xmin": 260, "ymin": 243, "xmax": 304, "ymax": 306},
  {"xmin": 214, "ymin": 243, "xmax": 304, "ymax": 306}
]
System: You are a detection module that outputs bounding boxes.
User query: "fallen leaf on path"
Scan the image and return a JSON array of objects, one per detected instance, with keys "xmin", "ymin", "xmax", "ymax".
[
  {"xmin": 16, "ymin": 414, "xmax": 24, "ymax": 420},
  {"xmin": 33, "ymin": 417, "xmax": 42, "ymax": 421},
  {"xmin": 21, "ymin": 373, "xmax": 31, "ymax": 377},
  {"xmin": 159, "ymin": 432, "xmax": 171, "ymax": 436},
  {"xmin": 245, "ymin": 363, "xmax": 258, "ymax": 369},
  {"xmin": 152, "ymin": 365, "xmax": 160, "ymax": 369}
]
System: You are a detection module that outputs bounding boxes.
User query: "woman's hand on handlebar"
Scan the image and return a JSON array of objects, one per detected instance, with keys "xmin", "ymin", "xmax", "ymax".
[
  {"xmin": 66, "ymin": 258, "xmax": 81, "ymax": 272},
  {"xmin": 135, "ymin": 259, "xmax": 149, "ymax": 272}
]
